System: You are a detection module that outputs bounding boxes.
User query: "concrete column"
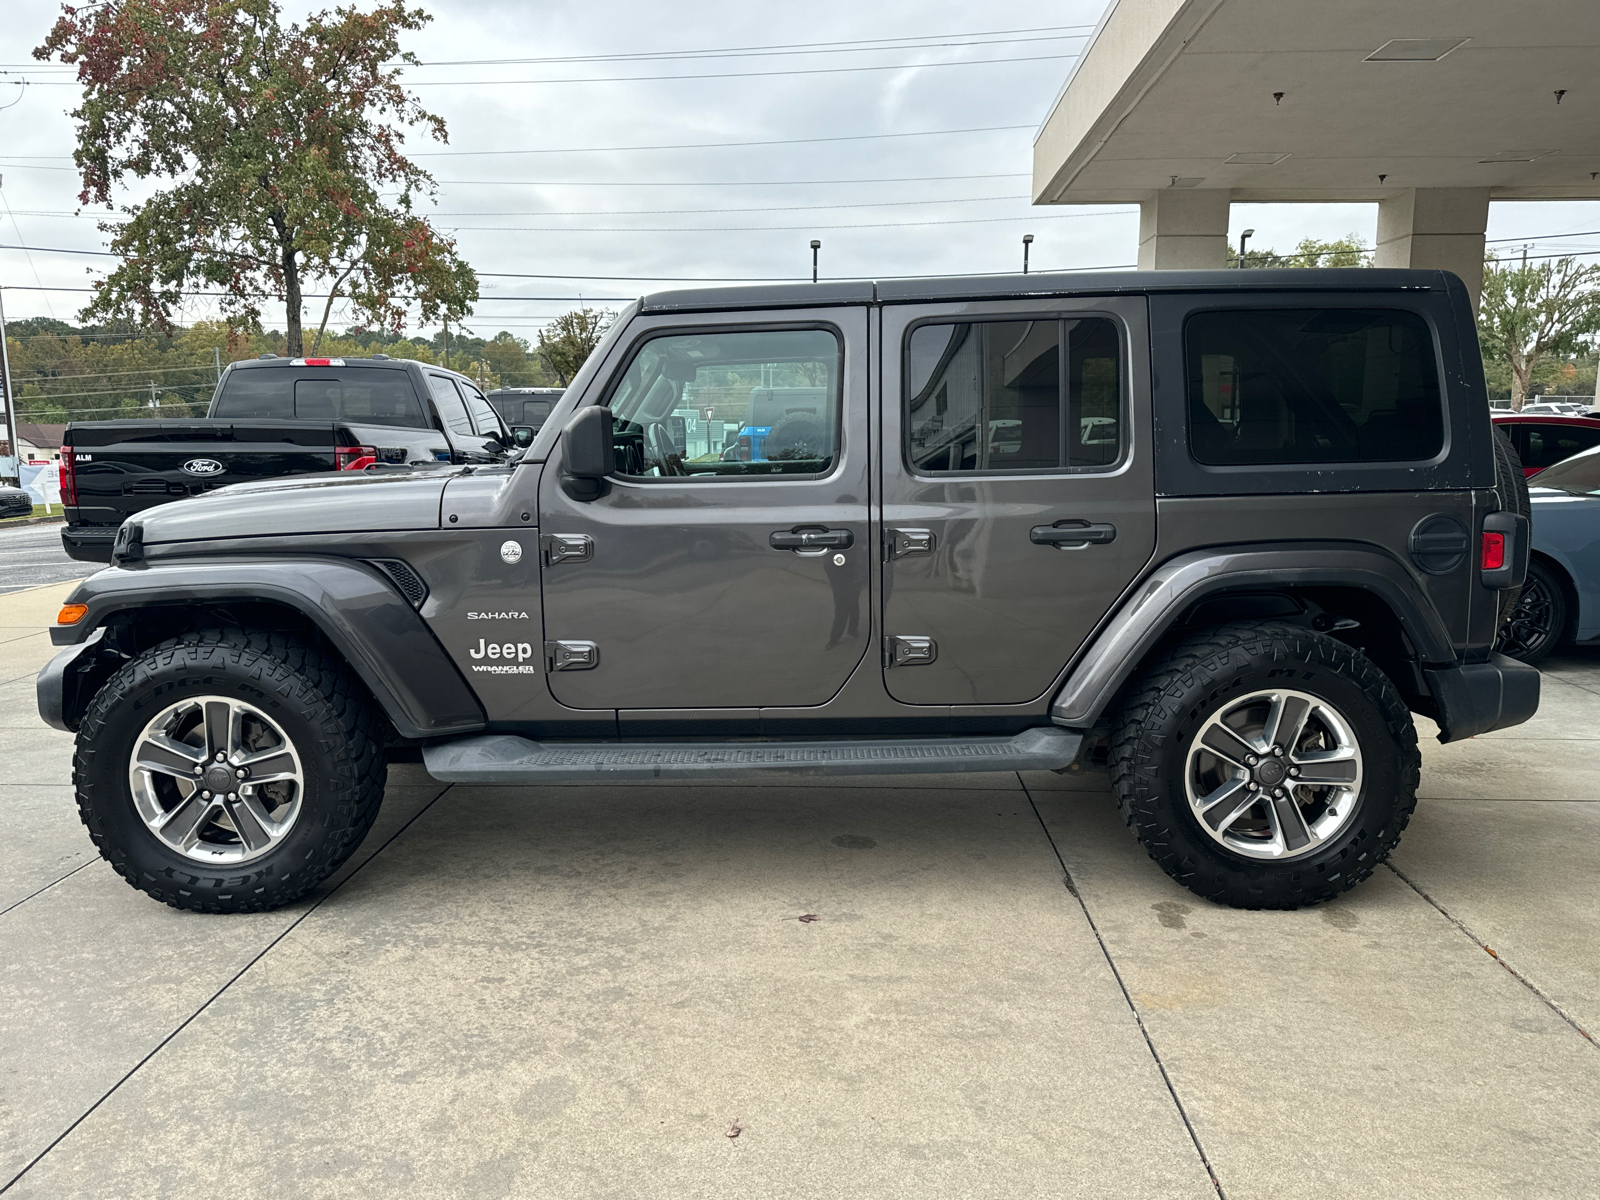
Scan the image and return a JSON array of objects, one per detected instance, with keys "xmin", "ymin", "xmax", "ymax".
[
  {"xmin": 1137, "ymin": 189, "xmax": 1231, "ymax": 269},
  {"xmin": 1374, "ymin": 188, "xmax": 1491, "ymax": 310}
]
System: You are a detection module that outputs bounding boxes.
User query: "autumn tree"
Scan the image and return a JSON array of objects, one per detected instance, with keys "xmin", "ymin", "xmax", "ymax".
[
  {"xmin": 36, "ymin": 0, "xmax": 477, "ymax": 357},
  {"xmin": 1478, "ymin": 253, "xmax": 1600, "ymax": 410},
  {"xmin": 537, "ymin": 308, "xmax": 614, "ymax": 386}
]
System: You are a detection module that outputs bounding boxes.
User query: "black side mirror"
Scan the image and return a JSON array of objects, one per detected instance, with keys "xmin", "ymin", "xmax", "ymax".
[
  {"xmin": 510, "ymin": 425, "xmax": 535, "ymax": 449},
  {"xmin": 559, "ymin": 406, "xmax": 614, "ymax": 501}
]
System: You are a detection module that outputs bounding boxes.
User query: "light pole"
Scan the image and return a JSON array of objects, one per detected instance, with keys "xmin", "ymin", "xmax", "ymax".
[
  {"xmin": 1022, "ymin": 233, "xmax": 1034, "ymax": 274},
  {"xmin": 810, "ymin": 239, "xmax": 821, "ymax": 283},
  {"xmin": 1238, "ymin": 228, "xmax": 1255, "ymax": 266},
  {"xmin": 0, "ymin": 280, "xmax": 17, "ymax": 485}
]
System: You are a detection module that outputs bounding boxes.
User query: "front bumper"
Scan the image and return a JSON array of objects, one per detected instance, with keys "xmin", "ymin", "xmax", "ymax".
[{"xmin": 1424, "ymin": 652, "xmax": 1540, "ymax": 743}]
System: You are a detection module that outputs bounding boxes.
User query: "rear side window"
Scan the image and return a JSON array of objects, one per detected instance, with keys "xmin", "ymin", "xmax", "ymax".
[
  {"xmin": 213, "ymin": 368, "xmax": 426, "ymax": 428},
  {"xmin": 1185, "ymin": 309, "xmax": 1444, "ymax": 466},
  {"xmin": 905, "ymin": 317, "xmax": 1122, "ymax": 473},
  {"xmin": 1523, "ymin": 423, "xmax": 1600, "ymax": 470},
  {"xmin": 428, "ymin": 375, "xmax": 475, "ymax": 438}
]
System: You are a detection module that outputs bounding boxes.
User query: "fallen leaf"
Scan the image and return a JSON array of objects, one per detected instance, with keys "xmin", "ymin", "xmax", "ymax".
[
  {"xmin": 726, "ymin": 1119, "xmax": 742, "ymax": 1139},
  {"xmin": 798, "ymin": 914, "xmax": 820, "ymax": 923}
]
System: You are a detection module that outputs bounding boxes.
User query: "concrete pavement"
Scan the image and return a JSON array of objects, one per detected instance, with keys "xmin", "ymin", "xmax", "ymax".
[{"xmin": 2, "ymin": 579, "xmax": 1597, "ymax": 1198}]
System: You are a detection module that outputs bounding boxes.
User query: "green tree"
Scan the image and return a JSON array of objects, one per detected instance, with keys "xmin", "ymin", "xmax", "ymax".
[
  {"xmin": 1478, "ymin": 253, "xmax": 1600, "ymax": 410},
  {"xmin": 537, "ymin": 308, "xmax": 615, "ymax": 386},
  {"xmin": 36, "ymin": 0, "xmax": 478, "ymax": 357},
  {"xmin": 1227, "ymin": 234, "xmax": 1370, "ymax": 269}
]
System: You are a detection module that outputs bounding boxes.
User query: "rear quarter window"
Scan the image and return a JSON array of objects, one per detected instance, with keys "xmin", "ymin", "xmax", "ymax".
[
  {"xmin": 213, "ymin": 368, "xmax": 427, "ymax": 429},
  {"xmin": 1185, "ymin": 309, "xmax": 1445, "ymax": 466}
]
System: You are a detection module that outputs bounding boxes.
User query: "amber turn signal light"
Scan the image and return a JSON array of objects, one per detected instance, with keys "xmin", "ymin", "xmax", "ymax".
[{"xmin": 56, "ymin": 604, "xmax": 88, "ymax": 625}]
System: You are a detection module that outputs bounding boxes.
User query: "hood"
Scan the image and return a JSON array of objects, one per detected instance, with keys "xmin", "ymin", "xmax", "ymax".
[{"xmin": 136, "ymin": 465, "xmax": 465, "ymax": 546}]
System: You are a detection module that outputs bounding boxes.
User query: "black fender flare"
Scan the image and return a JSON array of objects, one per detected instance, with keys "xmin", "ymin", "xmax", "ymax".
[
  {"xmin": 1050, "ymin": 541, "xmax": 1456, "ymax": 727},
  {"xmin": 46, "ymin": 556, "xmax": 486, "ymax": 739}
]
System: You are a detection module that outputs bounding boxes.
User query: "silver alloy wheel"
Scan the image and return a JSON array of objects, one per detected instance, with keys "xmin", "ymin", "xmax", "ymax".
[
  {"xmin": 1185, "ymin": 688, "xmax": 1363, "ymax": 861},
  {"xmin": 127, "ymin": 695, "xmax": 304, "ymax": 865}
]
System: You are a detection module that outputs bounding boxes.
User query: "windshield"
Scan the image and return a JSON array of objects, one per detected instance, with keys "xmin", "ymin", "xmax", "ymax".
[
  {"xmin": 212, "ymin": 367, "xmax": 428, "ymax": 428},
  {"xmin": 1530, "ymin": 442, "xmax": 1600, "ymax": 494}
]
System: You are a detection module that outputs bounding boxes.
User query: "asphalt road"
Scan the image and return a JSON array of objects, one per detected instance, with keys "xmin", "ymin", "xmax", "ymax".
[{"xmin": 0, "ymin": 522, "xmax": 89, "ymax": 595}]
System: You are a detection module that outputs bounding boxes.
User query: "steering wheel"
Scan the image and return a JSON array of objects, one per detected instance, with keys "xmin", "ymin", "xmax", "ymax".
[{"xmin": 644, "ymin": 422, "xmax": 685, "ymax": 475}]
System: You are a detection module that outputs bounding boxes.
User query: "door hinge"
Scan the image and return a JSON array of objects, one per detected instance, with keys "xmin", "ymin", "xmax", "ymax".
[
  {"xmin": 884, "ymin": 528, "xmax": 935, "ymax": 560},
  {"xmin": 545, "ymin": 640, "xmax": 600, "ymax": 671},
  {"xmin": 884, "ymin": 635, "xmax": 938, "ymax": 668},
  {"xmin": 541, "ymin": 534, "xmax": 593, "ymax": 565}
]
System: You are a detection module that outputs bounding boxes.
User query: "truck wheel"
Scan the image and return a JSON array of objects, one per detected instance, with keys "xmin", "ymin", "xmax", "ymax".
[
  {"xmin": 73, "ymin": 630, "xmax": 387, "ymax": 913},
  {"xmin": 1110, "ymin": 621, "xmax": 1420, "ymax": 909}
]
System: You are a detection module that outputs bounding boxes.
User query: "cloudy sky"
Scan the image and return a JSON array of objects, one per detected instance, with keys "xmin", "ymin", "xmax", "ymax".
[{"xmin": 0, "ymin": 0, "xmax": 1596, "ymax": 340}]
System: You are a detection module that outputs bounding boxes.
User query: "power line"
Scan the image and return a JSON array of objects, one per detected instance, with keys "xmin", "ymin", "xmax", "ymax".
[
  {"xmin": 407, "ymin": 25, "xmax": 1096, "ymax": 66},
  {"xmin": 443, "ymin": 211, "xmax": 1133, "ymax": 233},
  {"xmin": 410, "ymin": 31, "xmax": 1093, "ymax": 68},
  {"xmin": 400, "ymin": 51, "xmax": 1082, "ymax": 87}
]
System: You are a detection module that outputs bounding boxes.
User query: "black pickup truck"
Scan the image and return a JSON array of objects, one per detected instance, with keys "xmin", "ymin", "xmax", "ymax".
[{"xmin": 60, "ymin": 355, "xmax": 524, "ymax": 561}]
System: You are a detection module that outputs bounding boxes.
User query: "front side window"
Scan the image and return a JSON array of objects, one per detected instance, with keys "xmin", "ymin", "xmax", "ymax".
[
  {"xmin": 1185, "ymin": 309, "xmax": 1445, "ymax": 466},
  {"xmin": 460, "ymin": 382, "xmax": 502, "ymax": 437},
  {"xmin": 428, "ymin": 375, "xmax": 475, "ymax": 437},
  {"xmin": 606, "ymin": 328, "xmax": 841, "ymax": 479},
  {"xmin": 905, "ymin": 317, "xmax": 1122, "ymax": 474}
]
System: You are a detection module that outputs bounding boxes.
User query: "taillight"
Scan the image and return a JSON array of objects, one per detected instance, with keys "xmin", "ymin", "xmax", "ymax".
[
  {"xmin": 335, "ymin": 445, "xmax": 376, "ymax": 471},
  {"xmin": 1481, "ymin": 531, "xmax": 1506, "ymax": 571},
  {"xmin": 59, "ymin": 450, "xmax": 79, "ymax": 507},
  {"xmin": 736, "ymin": 433, "xmax": 752, "ymax": 462}
]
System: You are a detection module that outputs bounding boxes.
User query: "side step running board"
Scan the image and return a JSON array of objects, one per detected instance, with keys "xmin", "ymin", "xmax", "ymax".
[{"xmin": 422, "ymin": 727, "xmax": 1082, "ymax": 784}]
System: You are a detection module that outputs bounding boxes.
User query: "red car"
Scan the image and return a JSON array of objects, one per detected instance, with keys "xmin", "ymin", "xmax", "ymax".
[{"xmin": 1492, "ymin": 412, "xmax": 1600, "ymax": 476}]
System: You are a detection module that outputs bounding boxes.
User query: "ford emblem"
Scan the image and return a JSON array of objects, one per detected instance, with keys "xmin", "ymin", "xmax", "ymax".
[{"xmin": 182, "ymin": 458, "xmax": 225, "ymax": 477}]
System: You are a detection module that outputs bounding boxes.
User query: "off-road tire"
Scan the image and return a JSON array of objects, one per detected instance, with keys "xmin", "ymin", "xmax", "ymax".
[
  {"xmin": 1492, "ymin": 425, "xmax": 1531, "ymax": 630},
  {"xmin": 1110, "ymin": 621, "xmax": 1420, "ymax": 909},
  {"xmin": 74, "ymin": 629, "xmax": 386, "ymax": 913}
]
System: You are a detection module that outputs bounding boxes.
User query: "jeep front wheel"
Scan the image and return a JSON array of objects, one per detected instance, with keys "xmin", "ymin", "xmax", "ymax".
[
  {"xmin": 1110, "ymin": 621, "xmax": 1420, "ymax": 909},
  {"xmin": 74, "ymin": 630, "xmax": 387, "ymax": 913}
]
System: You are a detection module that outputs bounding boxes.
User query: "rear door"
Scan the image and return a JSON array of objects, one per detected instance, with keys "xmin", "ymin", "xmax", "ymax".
[
  {"xmin": 879, "ymin": 297, "xmax": 1156, "ymax": 705},
  {"xmin": 538, "ymin": 307, "xmax": 871, "ymax": 710}
]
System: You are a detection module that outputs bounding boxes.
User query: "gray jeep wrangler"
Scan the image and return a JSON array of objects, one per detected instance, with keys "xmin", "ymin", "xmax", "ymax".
[{"xmin": 38, "ymin": 269, "xmax": 1537, "ymax": 914}]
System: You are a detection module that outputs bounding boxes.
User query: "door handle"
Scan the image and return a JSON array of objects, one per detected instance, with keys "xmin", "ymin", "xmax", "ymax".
[
  {"xmin": 770, "ymin": 526, "xmax": 854, "ymax": 551},
  {"xmin": 1031, "ymin": 521, "xmax": 1117, "ymax": 548}
]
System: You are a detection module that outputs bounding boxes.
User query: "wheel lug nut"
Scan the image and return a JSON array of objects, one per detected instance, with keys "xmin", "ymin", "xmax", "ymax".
[
  {"xmin": 1246, "ymin": 754, "xmax": 1258, "ymax": 766},
  {"xmin": 235, "ymin": 768, "xmax": 246, "ymax": 778},
  {"xmin": 201, "ymin": 790, "xmax": 212, "ymax": 799},
  {"xmin": 1273, "ymin": 788, "xmax": 1284, "ymax": 798},
  {"xmin": 1289, "ymin": 767, "xmax": 1301, "ymax": 777},
  {"xmin": 215, "ymin": 752, "xmax": 226, "ymax": 762},
  {"xmin": 193, "ymin": 766, "xmax": 204, "ymax": 776},
  {"xmin": 1247, "ymin": 781, "xmax": 1258, "ymax": 791},
  {"xmin": 227, "ymin": 792, "xmax": 237, "ymax": 801},
  {"xmin": 1272, "ymin": 746, "xmax": 1284, "ymax": 757}
]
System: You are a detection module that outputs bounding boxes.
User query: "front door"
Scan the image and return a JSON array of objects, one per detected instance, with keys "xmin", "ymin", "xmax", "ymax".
[
  {"xmin": 539, "ymin": 308, "xmax": 871, "ymax": 710},
  {"xmin": 879, "ymin": 297, "xmax": 1156, "ymax": 705}
]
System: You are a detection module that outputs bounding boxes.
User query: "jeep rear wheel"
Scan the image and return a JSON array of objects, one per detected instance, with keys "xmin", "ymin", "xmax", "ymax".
[
  {"xmin": 74, "ymin": 630, "xmax": 386, "ymax": 913},
  {"xmin": 1110, "ymin": 621, "xmax": 1420, "ymax": 909}
]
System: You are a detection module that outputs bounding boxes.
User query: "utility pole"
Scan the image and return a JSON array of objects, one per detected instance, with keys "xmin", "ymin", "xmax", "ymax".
[
  {"xmin": 150, "ymin": 380, "xmax": 159, "ymax": 409},
  {"xmin": 442, "ymin": 317, "xmax": 450, "ymax": 368},
  {"xmin": 214, "ymin": 345, "xmax": 222, "ymax": 384},
  {"xmin": 0, "ymin": 281, "xmax": 18, "ymax": 484},
  {"xmin": 810, "ymin": 239, "xmax": 821, "ymax": 283},
  {"xmin": 1022, "ymin": 233, "xmax": 1034, "ymax": 274}
]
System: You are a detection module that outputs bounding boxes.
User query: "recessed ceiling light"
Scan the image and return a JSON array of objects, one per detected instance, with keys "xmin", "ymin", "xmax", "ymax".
[
  {"xmin": 1365, "ymin": 38, "xmax": 1470, "ymax": 62},
  {"xmin": 1225, "ymin": 153, "xmax": 1290, "ymax": 166}
]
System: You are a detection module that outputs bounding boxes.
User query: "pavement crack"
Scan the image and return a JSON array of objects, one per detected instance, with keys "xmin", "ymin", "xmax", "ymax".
[
  {"xmin": 1019, "ymin": 775, "xmax": 1228, "ymax": 1200},
  {"xmin": 0, "ymin": 860, "xmax": 93, "ymax": 920},
  {"xmin": 0, "ymin": 782, "xmax": 456, "ymax": 1195},
  {"xmin": 1385, "ymin": 861, "xmax": 1596, "ymax": 1050}
]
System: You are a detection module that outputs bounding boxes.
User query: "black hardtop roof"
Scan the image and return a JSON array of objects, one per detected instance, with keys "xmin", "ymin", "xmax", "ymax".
[{"xmin": 638, "ymin": 268, "xmax": 1455, "ymax": 314}]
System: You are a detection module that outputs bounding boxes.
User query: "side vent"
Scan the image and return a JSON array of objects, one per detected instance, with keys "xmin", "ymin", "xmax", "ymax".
[{"xmin": 369, "ymin": 558, "xmax": 428, "ymax": 608}]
